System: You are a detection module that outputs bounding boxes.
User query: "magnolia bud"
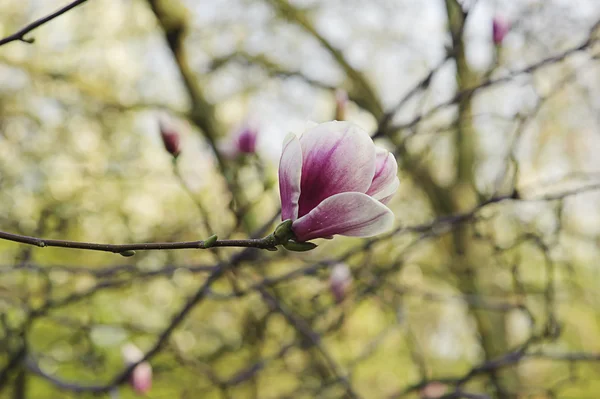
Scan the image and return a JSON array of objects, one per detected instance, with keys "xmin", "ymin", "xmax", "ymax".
[
  {"xmin": 420, "ymin": 382, "xmax": 447, "ymax": 399},
  {"xmin": 121, "ymin": 343, "xmax": 152, "ymax": 395},
  {"xmin": 220, "ymin": 124, "xmax": 259, "ymax": 159},
  {"xmin": 159, "ymin": 120, "xmax": 181, "ymax": 158},
  {"xmin": 334, "ymin": 89, "xmax": 348, "ymax": 121},
  {"xmin": 237, "ymin": 127, "xmax": 258, "ymax": 154},
  {"xmin": 492, "ymin": 16, "xmax": 510, "ymax": 45},
  {"xmin": 329, "ymin": 263, "xmax": 352, "ymax": 303}
]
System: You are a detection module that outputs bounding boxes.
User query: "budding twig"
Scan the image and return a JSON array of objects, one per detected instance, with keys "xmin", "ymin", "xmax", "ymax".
[{"xmin": 0, "ymin": 220, "xmax": 308, "ymax": 255}]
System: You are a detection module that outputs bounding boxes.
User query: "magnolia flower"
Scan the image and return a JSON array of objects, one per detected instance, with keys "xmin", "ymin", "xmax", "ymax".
[
  {"xmin": 159, "ymin": 120, "xmax": 181, "ymax": 157},
  {"xmin": 278, "ymin": 121, "xmax": 398, "ymax": 242},
  {"xmin": 492, "ymin": 16, "xmax": 510, "ymax": 45},
  {"xmin": 329, "ymin": 263, "xmax": 353, "ymax": 303},
  {"xmin": 121, "ymin": 343, "xmax": 152, "ymax": 395},
  {"xmin": 220, "ymin": 125, "xmax": 259, "ymax": 159}
]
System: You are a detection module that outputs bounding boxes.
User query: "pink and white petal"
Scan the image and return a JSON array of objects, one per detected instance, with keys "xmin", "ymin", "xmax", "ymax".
[
  {"xmin": 372, "ymin": 177, "xmax": 399, "ymax": 204},
  {"xmin": 292, "ymin": 192, "xmax": 394, "ymax": 242},
  {"xmin": 278, "ymin": 133, "xmax": 303, "ymax": 221},
  {"xmin": 366, "ymin": 148, "xmax": 398, "ymax": 198},
  {"xmin": 297, "ymin": 121, "xmax": 376, "ymax": 217}
]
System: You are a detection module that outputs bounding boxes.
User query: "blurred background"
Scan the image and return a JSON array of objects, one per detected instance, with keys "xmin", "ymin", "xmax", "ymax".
[{"xmin": 1, "ymin": 0, "xmax": 600, "ymax": 398}]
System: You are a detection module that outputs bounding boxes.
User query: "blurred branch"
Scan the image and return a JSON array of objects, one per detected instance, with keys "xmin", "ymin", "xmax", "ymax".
[
  {"xmin": 25, "ymin": 247, "xmax": 254, "ymax": 393},
  {"xmin": 373, "ymin": 56, "xmax": 450, "ymax": 139},
  {"xmin": 209, "ymin": 51, "xmax": 336, "ymax": 91},
  {"xmin": 390, "ymin": 17, "xmax": 600, "ymax": 133},
  {"xmin": 267, "ymin": 0, "xmax": 384, "ymax": 117},
  {"xmin": 146, "ymin": 0, "xmax": 254, "ymax": 230},
  {"xmin": 0, "ymin": 0, "xmax": 90, "ymax": 46},
  {"xmin": 145, "ymin": 0, "xmax": 223, "ymax": 157}
]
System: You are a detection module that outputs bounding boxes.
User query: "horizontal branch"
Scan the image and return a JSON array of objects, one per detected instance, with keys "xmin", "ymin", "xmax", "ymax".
[
  {"xmin": 0, "ymin": 230, "xmax": 279, "ymax": 255},
  {"xmin": 0, "ymin": 0, "xmax": 90, "ymax": 47}
]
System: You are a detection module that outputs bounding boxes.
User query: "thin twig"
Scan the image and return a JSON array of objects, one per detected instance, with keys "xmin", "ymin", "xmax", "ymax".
[{"xmin": 0, "ymin": 0, "xmax": 90, "ymax": 47}]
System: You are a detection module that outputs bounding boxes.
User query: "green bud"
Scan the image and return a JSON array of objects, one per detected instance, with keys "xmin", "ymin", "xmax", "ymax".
[
  {"xmin": 266, "ymin": 246, "xmax": 278, "ymax": 252},
  {"xmin": 119, "ymin": 250, "xmax": 136, "ymax": 257},
  {"xmin": 203, "ymin": 234, "xmax": 218, "ymax": 248},
  {"xmin": 274, "ymin": 219, "xmax": 294, "ymax": 243},
  {"xmin": 282, "ymin": 240, "xmax": 317, "ymax": 252}
]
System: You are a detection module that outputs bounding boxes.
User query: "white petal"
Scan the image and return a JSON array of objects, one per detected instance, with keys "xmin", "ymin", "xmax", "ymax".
[
  {"xmin": 367, "ymin": 147, "xmax": 398, "ymax": 200},
  {"xmin": 292, "ymin": 192, "xmax": 394, "ymax": 241},
  {"xmin": 372, "ymin": 177, "xmax": 399, "ymax": 203},
  {"xmin": 278, "ymin": 133, "xmax": 303, "ymax": 221}
]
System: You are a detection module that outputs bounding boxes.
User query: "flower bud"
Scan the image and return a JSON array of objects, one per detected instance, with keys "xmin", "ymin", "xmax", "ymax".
[
  {"xmin": 420, "ymin": 382, "xmax": 447, "ymax": 399},
  {"xmin": 220, "ymin": 124, "xmax": 259, "ymax": 159},
  {"xmin": 237, "ymin": 127, "xmax": 258, "ymax": 154},
  {"xmin": 334, "ymin": 89, "xmax": 348, "ymax": 121},
  {"xmin": 159, "ymin": 120, "xmax": 181, "ymax": 158},
  {"xmin": 329, "ymin": 263, "xmax": 352, "ymax": 303},
  {"xmin": 121, "ymin": 343, "xmax": 152, "ymax": 395},
  {"xmin": 492, "ymin": 16, "xmax": 510, "ymax": 45}
]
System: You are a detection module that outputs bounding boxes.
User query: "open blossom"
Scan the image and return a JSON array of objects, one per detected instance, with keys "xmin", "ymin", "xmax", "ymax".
[
  {"xmin": 492, "ymin": 16, "xmax": 510, "ymax": 45},
  {"xmin": 278, "ymin": 121, "xmax": 398, "ymax": 242},
  {"xmin": 159, "ymin": 120, "xmax": 181, "ymax": 157},
  {"xmin": 220, "ymin": 125, "xmax": 259, "ymax": 159},
  {"xmin": 121, "ymin": 344, "xmax": 152, "ymax": 395}
]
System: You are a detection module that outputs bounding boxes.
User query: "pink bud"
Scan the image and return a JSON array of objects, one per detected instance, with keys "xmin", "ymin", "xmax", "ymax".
[
  {"xmin": 278, "ymin": 121, "xmax": 398, "ymax": 242},
  {"xmin": 131, "ymin": 362, "xmax": 152, "ymax": 394},
  {"xmin": 159, "ymin": 120, "xmax": 181, "ymax": 157},
  {"xmin": 121, "ymin": 344, "xmax": 152, "ymax": 395},
  {"xmin": 420, "ymin": 382, "xmax": 447, "ymax": 399},
  {"xmin": 334, "ymin": 89, "xmax": 348, "ymax": 121},
  {"xmin": 220, "ymin": 125, "xmax": 259, "ymax": 159},
  {"xmin": 492, "ymin": 16, "xmax": 510, "ymax": 45},
  {"xmin": 329, "ymin": 263, "xmax": 353, "ymax": 303},
  {"xmin": 236, "ymin": 127, "xmax": 258, "ymax": 154}
]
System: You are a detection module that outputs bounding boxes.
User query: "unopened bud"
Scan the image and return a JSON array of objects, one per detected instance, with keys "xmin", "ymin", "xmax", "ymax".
[
  {"xmin": 203, "ymin": 234, "xmax": 218, "ymax": 248},
  {"xmin": 420, "ymin": 382, "xmax": 447, "ymax": 399},
  {"xmin": 220, "ymin": 124, "xmax": 259, "ymax": 159},
  {"xmin": 492, "ymin": 16, "xmax": 510, "ymax": 45},
  {"xmin": 159, "ymin": 120, "xmax": 181, "ymax": 158},
  {"xmin": 121, "ymin": 344, "xmax": 152, "ymax": 395},
  {"xmin": 131, "ymin": 362, "xmax": 152, "ymax": 395},
  {"xmin": 237, "ymin": 127, "xmax": 258, "ymax": 154},
  {"xmin": 334, "ymin": 89, "xmax": 348, "ymax": 121},
  {"xmin": 329, "ymin": 263, "xmax": 352, "ymax": 303}
]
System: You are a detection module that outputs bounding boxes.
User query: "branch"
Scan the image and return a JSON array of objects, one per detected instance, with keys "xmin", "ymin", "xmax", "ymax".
[
  {"xmin": 26, "ymin": 247, "xmax": 253, "ymax": 393},
  {"xmin": 388, "ymin": 18, "xmax": 600, "ymax": 133},
  {"xmin": 0, "ymin": 0, "xmax": 90, "ymax": 47},
  {"xmin": 0, "ymin": 224, "xmax": 291, "ymax": 255}
]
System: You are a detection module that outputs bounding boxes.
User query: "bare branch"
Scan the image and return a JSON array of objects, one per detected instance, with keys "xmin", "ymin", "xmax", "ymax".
[{"xmin": 0, "ymin": 0, "xmax": 90, "ymax": 47}]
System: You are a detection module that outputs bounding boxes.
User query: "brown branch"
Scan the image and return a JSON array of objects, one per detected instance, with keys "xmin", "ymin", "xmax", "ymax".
[
  {"xmin": 0, "ymin": 0, "xmax": 90, "ymax": 47},
  {"xmin": 0, "ymin": 230, "xmax": 280, "ymax": 254}
]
